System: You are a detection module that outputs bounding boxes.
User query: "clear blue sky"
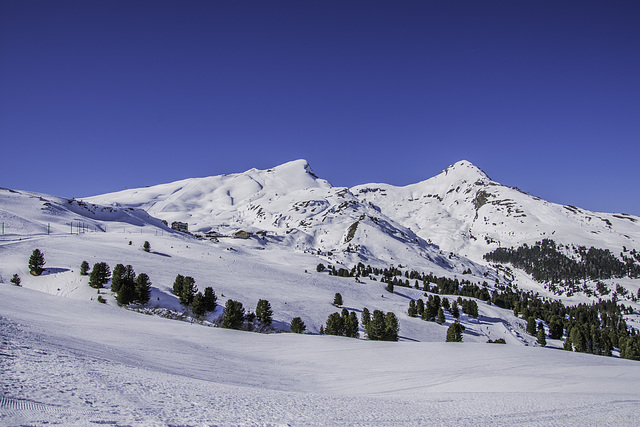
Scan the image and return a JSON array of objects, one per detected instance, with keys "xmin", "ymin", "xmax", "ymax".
[{"xmin": 1, "ymin": 1, "xmax": 639, "ymax": 214}]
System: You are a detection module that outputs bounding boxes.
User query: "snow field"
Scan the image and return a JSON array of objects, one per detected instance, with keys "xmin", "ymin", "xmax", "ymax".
[{"xmin": 2, "ymin": 285, "xmax": 639, "ymax": 426}]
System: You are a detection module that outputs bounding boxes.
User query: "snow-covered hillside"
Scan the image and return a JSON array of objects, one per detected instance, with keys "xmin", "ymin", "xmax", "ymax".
[
  {"xmin": 2, "ymin": 159, "xmax": 640, "ymax": 425},
  {"xmin": 3, "ymin": 284, "xmax": 640, "ymax": 426},
  {"xmin": 0, "ymin": 187, "xmax": 172, "ymax": 236},
  {"xmin": 353, "ymin": 160, "xmax": 640, "ymax": 262},
  {"xmin": 86, "ymin": 160, "xmax": 485, "ymax": 274}
]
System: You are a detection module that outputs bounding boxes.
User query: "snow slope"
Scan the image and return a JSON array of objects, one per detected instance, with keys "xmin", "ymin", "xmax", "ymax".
[
  {"xmin": 2, "ymin": 284, "xmax": 639, "ymax": 426},
  {"xmin": 0, "ymin": 187, "xmax": 172, "ymax": 236},
  {"xmin": 352, "ymin": 160, "xmax": 640, "ymax": 262},
  {"xmin": 86, "ymin": 160, "xmax": 486, "ymax": 274}
]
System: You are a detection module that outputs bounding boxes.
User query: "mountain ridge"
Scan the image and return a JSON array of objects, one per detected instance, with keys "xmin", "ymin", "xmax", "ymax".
[{"xmin": 84, "ymin": 159, "xmax": 640, "ymax": 266}]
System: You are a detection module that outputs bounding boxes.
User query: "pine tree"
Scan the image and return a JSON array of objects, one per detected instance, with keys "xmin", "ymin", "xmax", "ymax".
[
  {"xmin": 361, "ymin": 307, "xmax": 370, "ymax": 327},
  {"xmin": 111, "ymin": 264, "xmax": 125, "ymax": 293},
  {"xmin": 180, "ymin": 276, "xmax": 197, "ymax": 306},
  {"xmin": 333, "ymin": 293, "xmax": 343, "ymax": 306},
  {"xmin": 203, "ymin": 287, "xmax": 217, "ymax": 312},
  {"xmin": 28, "ymin": 249, "xmax": 45, "ymax": 276},
  {"xmin": 365, "ymin": 310, "xmax": 385, "ymax": 340},
  {"xmin": 386, "ymin": 282, "xmax": 394, "ymax": 293},
  {"xmin": 316, "ymin": 263, "xmax": 325, "ymax": 272},
  {"xmin": 116, "ymin": 279, "xmax": 136, "ymax": 306},
  {"xmin": 325, "ymin": 312, "xmax": 344, "ymax": 336},
  {"xmin": 80, "ymin": 261, "xmax": 90, "ymax": 276},
  {"xmin": 437, "ymin": 307, "xmax": 446, "ymax": 325},
  {"xmin": 122, "ymin": 265, "xmax": 136, "ymax": 286},
  {"xmin": 290, "ymin": 317, "xmax": 306, "ymax": 334},
  {"xmin": 222, "ymin": 300, "xmax": 245, "ymax": 329},
  {"xmin": 256, "ymin": 299, "xmax": 273, "ymax": 326},
  {"xmin": 526, "ymin": 316, "xmax": 537, "ymax": 336},
  {"xmin": 192, "ymin": 292, "xmax": 206, "ymax": 316},
  {"xmin": 384, "ymin": 312, "xmax": 399, "ymax": 341},
  {"xmin": 416, "ymin": 299, "xmax": 425, "ymax": 317},
  {"xmin": 446, "ymin": 321, "xmax": 465, "ymax": 342},
  {"xmin": 89, "ymin": 262, "xmax": 110, "ymax": 289},
  {"xmin": 563, "ymin": 327, "xmax": 574, "ymax": 351},
  {"xmin": 135, "ymin": 273, "xmax": 151, "ymax": 304},
  {"xmin": 451, "ymin": 301, "xmax": 460, "ymax": 320},
  {"xmin": 10, "ymin": 273, "xmax": 21, "ymax": 286},
  {"xmin": 143, "ymin": 241, "xmax": 150, "ymax": 252},
  {"xmin": 408, "ymin": 300, "xmax": 417, "ymax": 317},
  {"xmin": 537, "ymin": 325, "xmax": 547, "ymax": 347},
  {"xmin": 346, "ymin": 312, "xmax": 359, "ymax": 338},
  {"xmin": 172, "ymin": 274, "xmax": 184, "ymax": 296}
]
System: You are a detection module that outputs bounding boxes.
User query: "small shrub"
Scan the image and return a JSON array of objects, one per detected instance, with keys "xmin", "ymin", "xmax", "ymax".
[{"xmin": 10, "ymin": 274, "xmax": 21, "ymax": 287}]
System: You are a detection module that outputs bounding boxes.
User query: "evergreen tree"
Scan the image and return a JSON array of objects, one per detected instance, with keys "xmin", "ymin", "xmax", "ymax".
[
  {"xmin": 365, "ymin": 310, "xmax": 386, "ymax": 340},
  {"xmin": 80, "ymin": 261, "xmax": 90, "ymax": 276},
  {"xmin": 451, "ymin": 301, "xmax": 460, "ymax": 320},
  {"xmin": 446, "ymin": 321, "xmax": 465, "ymax": 342},
  {"xmin": 256, "ymin": 299, "xmax": 273, "ymax": 326},
  {"xmin": 116, "ymin": 279, "xmax": 136, "ymax": 306},
  {"xmin": 563, "ymin": 331, "xmax": 573, "ymax": 351},
  {"xmin": 111, "ymin": 264, "xmax": 125, "ymax": 293},
  {"xmin": 333, "ymin": 292, "xmax": 343, "ymax": 306},
  {"xmin": 442, "ymin": 297, "xmax": 450, "ymax": 312},
  {"xmin": 203, "ymin": 287, "xmax": 217, "ymax": 312},
  {"xmin": 537, "ymin": 325, "xmax": 547, "ymax": 347},
  {"xmin": 10, "ymin": 273, "xmax": 21, "ymax": 286},
  {"xmin": 324, "ymin": 312, "xmax": 344, "ymax": 336},
  {"xmin": 316, "ymin": 263, "xmax": 325, "ymax": 272},
  {"xmin": 222, "ymin": 300, "xmax": 245, "ymax": 329},
  {"xmin": 408, "ymin": 300, "xmax": 417, "ymax": 317},
  {"xmin": 361, "ymin": 307, "xmax": 370, "ymax": 327},
  {"xmin": 549, "ymin": 318, "xmax": 564, "ymax": 340},
  {"xmin": 346, "ymin": 312, "xmax": 359, "ymax": 338},
  {"xmin": 28, "ymin": 249, "xmax": 45, "ymax": 276},
  {"xmin": 570, "ymin": 326, "xmax": 587, "ymax": 352},
  {"xmin": 180, "ymin": 276, "xmax": 197, "ymax": 306},
  {"xmin": 89, "ymin": 262, "xmax": 110, "ymax": 289},
  {"xmin": 290, "ymin": 317, "xmax": 306, "ymax": 334},
  {"xmin": 172, "ymin": 274, "xmax": 184, "ymax": 296},
  {"xmin": 384, "ymin": 312, "xmax": 399, "ymax": 341},
  {"xmin": 526, "ymin": 316, "xmax": 537, "ymax": 336},
  {"xmin": 437, "ymin": 307, "xmax": 446, "ymax": 325},
  {"xmin": 386, "ymin": 282, "xmax": 394, "ymax": 293},
  {"xmin": 134, "ymin": 273, "xmax": 151, "ymax": 304},
  {"xmin": 143, "ymin": 241, "xmax": 150, "ymax": 252},
  {"xmin": 192, "ymin": 292, "xmax": 206, "ymax": 316},
  {"xmin": 416, "ymin": 299, "xmax": 425, "ymax": 317}
]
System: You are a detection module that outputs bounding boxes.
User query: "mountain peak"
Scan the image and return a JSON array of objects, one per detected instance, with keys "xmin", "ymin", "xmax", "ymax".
[
  {"xmin": 441, "ymin": 160, "xmax": 491, "ymax": 182},
  {"xmin": 271, "ymin": 159, "xmax": 318, "ymax": 178}
]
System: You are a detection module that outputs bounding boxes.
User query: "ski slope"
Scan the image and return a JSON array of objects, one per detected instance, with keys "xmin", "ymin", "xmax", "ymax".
[{"xmin": 2, "ymin": 284, "xmax": 639, "ymax": 426}]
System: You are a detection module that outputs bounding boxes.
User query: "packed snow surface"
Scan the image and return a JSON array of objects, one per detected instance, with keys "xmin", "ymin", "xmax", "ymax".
[{"xmin": 2, "ymin": 285, "xmax": 639, "ymax": 426}]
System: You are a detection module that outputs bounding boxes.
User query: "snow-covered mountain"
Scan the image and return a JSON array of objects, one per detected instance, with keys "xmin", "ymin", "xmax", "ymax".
[
  {"xmin": 86, "ymin": 158, "xmax": 640, "ymax": 268},
  {"xmin": 0, "ymin": 186, "xmax": 171, "ymax": 235},
  {"xmin": 3, "ymin": 159, "xmax": 640, "ymax": 425},
  {"xmin": 353, "ymin": 160, "xmax": 640, "ymax": 262},
  {"xmin": 85, "ymin": 159, "xmax": 482, "ymax": 274}
]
